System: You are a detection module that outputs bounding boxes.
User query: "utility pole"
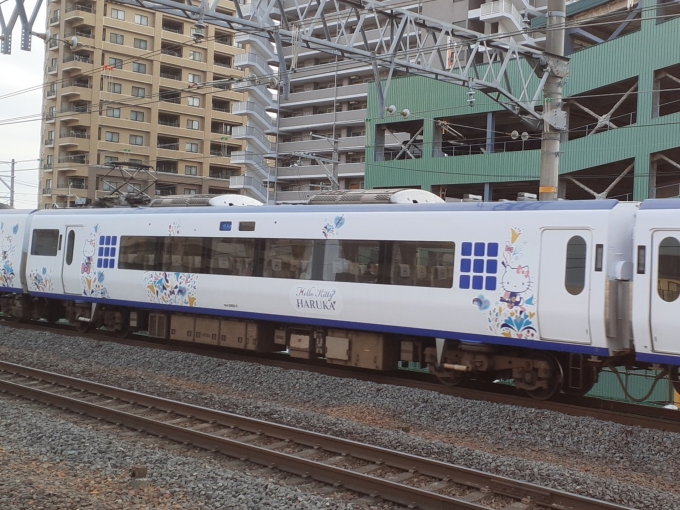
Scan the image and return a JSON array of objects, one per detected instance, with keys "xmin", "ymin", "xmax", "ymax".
[
  {"xmin": 10, "ymin": 159, "xmax": 14, "ymax": 208},
  {"xmin": 539, "ymin": 0, "xmax": 567, "ymax": 201}
]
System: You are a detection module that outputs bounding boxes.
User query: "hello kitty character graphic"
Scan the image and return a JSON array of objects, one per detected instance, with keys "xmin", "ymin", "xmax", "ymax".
[{"xmin": 478, "ymin": 228, "xmax": 538, "ymax": 339}]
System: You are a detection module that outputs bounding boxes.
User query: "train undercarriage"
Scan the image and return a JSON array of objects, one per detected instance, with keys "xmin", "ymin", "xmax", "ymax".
[{"xmin": 1, "ymin": 292, "xmax": 673, "ymax": 401}]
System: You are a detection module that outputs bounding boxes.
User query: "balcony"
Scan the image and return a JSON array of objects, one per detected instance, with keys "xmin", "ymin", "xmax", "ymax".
[
  {"xmin": 49, "ymin": 14, "xmax": 59, "ymax": 25},
  {"xmin": 276, "ymin": 162, "xmax": 364, "ymax": 180},
  {"xmin": 64, "ymin": 30, "xmax": 93, "ymax": 40},
  {"xmin": 284, "ymin": 83, "xmax": 368, "ymax": 107},
  {"xmin": 160, "ymin": 71, "xmax": 182, "ymax": 81},
  {"xmin": 46, "ymin": 88, "xmax": 57, "ymax": 98},
  {"xmin": 278, "ymin": 108, "xmax": 366, "ymax": 131},
  {"xmin": 47, "ymin": 65, "xmax": 58, "ymax": 74},
  {"xmin": 60, "ymin": 104, "xmax": 89, "ymax": 121},
  {"xmin": 60, "ymin": 80, "xmax": 92, "ymax": 99},
  {"xmin": 231, "ymin": 125, "xmax": 273, "ymax": 154},
  {"xmin": 234, "ymin": 52, "xmax": 271, "ymax": 77},
  {"xmin": 58, "ymin": 129, "xmax": 89, "ymax": 147},
  {"xmin": 57, "ymin": 179, "xmax": 87, "ymax": 190},
  {"xmin": 233, "ymin": 101, "xmax": 274, "ymax": 131},
  {"xmin": 44, "ymin": 138, "xmax": 55, "ymax": 147},
  {"xmin": 57, "ymin": 154, "xmax": 89, "ymax": 165},
  {"xmin": 160, "ymin": 47, "xmax": 182, "ymax": 57},
  {"xmin": 157, "ymin": 162, "xmax": 178, "ymax": 174},
  {"xmin": 230, "ymin": 151, "xmax": 272, "ymax": 180},
  {"xmin": 42, "ymin": 188, "xmax": 53, "ymax": 195},
  {"xmin": 48, "ymin": 38, "xmax": 59, "ymax": 50},
  {"xmin": 64, "ymin": 4, "xmax": 95, "ymax": 26},
  {"xmin": 279, "ymin": 135, "xmax": 367, "ymax": 154},
  {"xmin": 214, "ymin": 55, "xmax": 233, "ymax": 69},
  {"xmin": 62, "ymin": 54, "xmax": 93, "ymax": 72},
  {"xmin": 275, "ymin": 189, "xmax": 319, "ymax": 204},
  {"xmin": 45, "ymin": 111, "xmax": 56, "ymax": 123},
  {"xmin": 229, "ymin": 175, "xmax": 267, "ymax": 202}
]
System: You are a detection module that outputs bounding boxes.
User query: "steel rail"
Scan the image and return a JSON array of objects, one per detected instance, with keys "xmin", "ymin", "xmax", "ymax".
[{"xmin": 0, "ymin": 360, "xmax": 632, "ymax": 510}]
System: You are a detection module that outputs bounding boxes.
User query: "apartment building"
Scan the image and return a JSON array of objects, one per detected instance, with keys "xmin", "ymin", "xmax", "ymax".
[{"xmin": 40, "ymin": 0, "xmax": 246, "ymax": 208}]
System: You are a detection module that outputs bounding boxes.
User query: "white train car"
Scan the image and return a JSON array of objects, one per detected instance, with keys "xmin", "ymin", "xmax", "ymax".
[
  {"xmin": 19, "ymin": 198, "xmax": 639, "ymax": 398},
  {"xmin": 633, "ymin": 200, "xmax": 680, "ymax": 384}
]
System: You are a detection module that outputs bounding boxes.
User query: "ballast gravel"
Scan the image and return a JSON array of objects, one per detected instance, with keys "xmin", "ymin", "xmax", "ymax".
[{"xmin": 0, "ymin": 324, "xmax": 679, "ymax": 510}]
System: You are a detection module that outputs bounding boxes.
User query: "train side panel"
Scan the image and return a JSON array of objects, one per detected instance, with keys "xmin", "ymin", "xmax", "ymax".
[{"xmin": 0, "ymin": 210, "xmax": 34, "ymax": 293}]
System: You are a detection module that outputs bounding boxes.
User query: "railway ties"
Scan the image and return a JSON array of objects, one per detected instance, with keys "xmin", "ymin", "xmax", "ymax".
[{"xmin": 0, "ymin": 360, "xmax": 633, "ymax": 510}]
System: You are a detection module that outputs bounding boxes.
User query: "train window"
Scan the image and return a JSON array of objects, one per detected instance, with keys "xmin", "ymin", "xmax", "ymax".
[
  {"xmin": 657, "ymin": 237, "xmax": 680, "ymax": 302},
  {"xmin": 65, "ymin": 230, "xmax": 76, "ymax": 265},
  {"xmin": 391, "ymin": 241, "xmax": 455, "ymax": 288},
  {"xmin": 239, "ymin": 222, "xmax": 256, "ymax": 232},
  {"xmin": 119, "ymin": 237, "xmax": 164, "ymax": 270},
  {"xmin": 263, "ymin": 239, "xmax": 313, "ymax": 279},
  {"xmin": 594, "ymin": 244, "xmax": 603, "ymax": 272},
  {"xmin": 30, "ymin": 229, "xmax": 59, "ymax": 256},
  {"xmin": 637, "ymin": 246, "xmax": 646, "ymax": 274},
  {"xmin": 163, "ymin": 237, "xmax": 207, "ymax": 273},
  {"xmin": 322, "ymin": 240, "xmax": 380, "ymax": 283},
  {"xmin": 565, "ymin": 236, "xmax": 587, "ymax": 295},
  {"xmin": 209, "ymin": 238, "xmax": 255, "ymax": 276}
]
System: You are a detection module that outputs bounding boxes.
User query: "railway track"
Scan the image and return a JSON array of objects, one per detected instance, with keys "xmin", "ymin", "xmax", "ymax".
[
  {"xmin": 2, "ymin": 319, "xmax": 680, "ymax": 435},
  {"xmin": 0, "ymin": 360, "xmax": 633, "ymax": 510}
]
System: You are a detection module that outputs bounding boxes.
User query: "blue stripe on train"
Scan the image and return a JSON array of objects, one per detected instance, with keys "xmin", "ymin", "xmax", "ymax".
[
  {"xmin": 30, "ymin": 291, "xmax": 611, "ymax": 357},
  {"xmin": 0, "ymin": 286, "xmax": 25, "ymax": 293}
]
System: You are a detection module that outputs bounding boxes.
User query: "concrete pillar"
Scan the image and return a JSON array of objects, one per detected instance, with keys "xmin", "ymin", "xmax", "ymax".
[{"xmin": 485, "ymin": 112, "xmax": 495, "ymax": 154}]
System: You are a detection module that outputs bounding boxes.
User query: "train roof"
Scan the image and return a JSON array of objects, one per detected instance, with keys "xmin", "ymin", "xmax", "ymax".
[
  {"xmin": 639, "ymin": 199, "xmax": 680, "ymax": 210},
  {"xmin": 23, "ymin": 199, "xmax": 622, "ymax": 217}
]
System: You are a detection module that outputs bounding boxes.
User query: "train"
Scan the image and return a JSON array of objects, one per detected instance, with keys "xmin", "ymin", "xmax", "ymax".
[{"xmin": 2, "ymin": 188, "xmax": 680, "ymax": 400}]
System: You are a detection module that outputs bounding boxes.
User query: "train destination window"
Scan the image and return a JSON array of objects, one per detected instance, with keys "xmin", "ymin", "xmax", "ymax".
[
  {"xmin": 65, "ymin": 231, "xmax": 76, "ymax": 265},
  {"xmin": 263, "ymin": 239, "xmax": 314, "ymax": 279},
  {"xmin": 637, "ymin": 246, "xmax": 646, "ymax": 274},
  {"xmin": 31, "ymin": 229, "xmax": 60, "ymax": 256},
  {"xmin": 322, "ymin": 240, "xmax": 380, "ymax": 283},
  {"xmin": 391, "ymin": 241, "xmax": 455, "ymax": 288},
  {"xmin": 657, "ymin": 237, "xmax": 680, "ymax": 302},
  {"xmin": 594, "ymin": 244, "xmax": 603, "ymax": 272},
  {"xmin": 565, "ymin": 236, "xmax": 587, "ymax": 295},
  {"xmin": 239, "ymin": 222, "xmax": 256, "ymax": 232}
]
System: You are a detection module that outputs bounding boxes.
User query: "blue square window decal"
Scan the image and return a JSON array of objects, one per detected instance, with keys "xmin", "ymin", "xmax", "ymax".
[
  {"xmin": 458, "ymin": 241, "xmax": 500, "ymax": 291},
  {"xmin": 97, "ymin": 235, "xmax": 118, "ymax": 270}
]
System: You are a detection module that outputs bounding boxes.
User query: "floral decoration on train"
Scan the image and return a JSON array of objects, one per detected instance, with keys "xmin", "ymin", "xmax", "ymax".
[
  {"xmin": 81, "ymin": 224, "xmax": 110, "ymax": 298},
  {"xmin": 143, "ymin": 272, "xmax": 198, "ymax": 307},
  {"xmin": 28, "ymin": 267, "xmax": 53, "ymax": 293},
  {"xmin": 476, "ymin": 227, "xmax": 537, "ymax": 339},
  {"xmin": 322, "ymin": 215, "xmax": 345, "ymax": 238},
  {"xmin": 168, "ymin": 221, "xmax": 182, "ymax": 236},
  {"xmin": 0, "ymin": 222, "xmax": 18, "ymax": 288}
]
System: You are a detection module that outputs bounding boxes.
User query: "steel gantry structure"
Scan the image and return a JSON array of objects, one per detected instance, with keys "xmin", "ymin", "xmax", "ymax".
[{"xmin": 2, "ymin": 0, "xmax": 569, "ymax": 200}]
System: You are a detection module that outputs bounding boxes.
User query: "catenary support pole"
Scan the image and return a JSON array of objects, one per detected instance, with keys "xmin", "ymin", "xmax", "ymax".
[
  {"xmin": 539, "ymin": 0, "xmax": 566, "ymax": 201},
  {"xmin": 10, "ymin": 159, "xmax": 15, "ymax": 208}
]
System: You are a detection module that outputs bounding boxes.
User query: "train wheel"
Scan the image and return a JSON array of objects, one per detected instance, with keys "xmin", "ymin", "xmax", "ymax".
[
  {"xmin": 429, "ymin": 364, "xmax": 467, "ymax": 387},
  {"xmin": 522, "ymin": 354, "xmax": 563, "ymax": 401},
  {"xmin": 669, "ymin": 366, "xmax": 680, "ymax": 394},
  {"xmin": 74, "ymin": 320, "xmax": 91, "ymax": 333},
  {"xmin": 113, "ymin": 325, "xmax": 131, "ymax": 339}
]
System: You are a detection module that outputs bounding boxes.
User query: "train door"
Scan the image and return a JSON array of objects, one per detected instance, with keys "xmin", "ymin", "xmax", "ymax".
[
  {"xmin": 649, "ymin": 231, "xmax": 680, "ymax": 354},
  {"xmin": 61, "ymin": 226, "xmax": 84, "ymax": 295},
  {"xmin": 537, "ymin": 229, "xmax": 592, "ymax": 344}
]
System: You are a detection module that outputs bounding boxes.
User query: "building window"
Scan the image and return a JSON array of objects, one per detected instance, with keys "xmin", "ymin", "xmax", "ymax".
[
  {"xmin": 110, "ymin": 33, "xmax": 124, "ymax": 45},
  {"xmin": 130, "ymin": 110, "xmax": 144, "ymax": 122},
  {"xmin": 185, "ymin": 165, "xmax": 197, "ymax": 176},
  {"xmin": 132, "ymin": 62, "xmax": 146, "ymax": 73},
  {"xmin": 131, "ymin": 86, "xmax": 145, "ymax": 98},
  {"xmin": 111, "ymin": 8, "xmax": 125, "ymax": 20},
  {"xmin": 135, "ymin": 14, "xmax": 148, "ymax": 26},
  {"xmin": 108, "ymin": 57, "xmax": 123, "ymax": 69},
  {"xmin": 104, "ymin": 156, "xmax": 119, "ymax": 164},
  {"xmin": 565, "ymin": 236, "xmax": 587, "ymax": 296},
  {"xmin": 106, "ymin": 107, "xmax": 121, "ymax": 118},
  {"xmin": 189, "ymin": 51, "xmax": 202, "ymax": 62},
  {"xmin": 129, "ymin": 159, "xmax": 143, "ymax": 165},
  {"xmin": 133, "ymin": 38, "xmax": 147, "ymax": 50},
  {"xmin": 184, "ymin": 188, "xmax": 197, "ymax": 195},
  {"xmin": 128, "ymin": 183, "xmax": 141, "ymax": 193},
  {"xmin": 129, "ymin": 135, "xmax": 144, "ymax": 146},
  {"xmin": 187, "ymin": 96, "xmax": 200, "ymax": 107},
  {"xmin": 46, "ymin": 155, "xmax": 53, "ymax": 166},
  {"xmin": 186, "ymin": 119, "xmax": 200, "ymax": 130},
  {"xmin": 103, "ymin": 180, "xmax": 119, "ymax": 191},
  {"xmin": 188, "ymin": 73, "xmax": 201, "ymax": 84},
  {"xmin": 108, "ymin": 82, "xmax": 122, "ymax": 94},
  {"xmin": 186, "ymin": 142, "xmax": 199, "ymax": 153},
  {"xmin": 105, "ymin": 131, "xmax": 119, "ymax": 143}
]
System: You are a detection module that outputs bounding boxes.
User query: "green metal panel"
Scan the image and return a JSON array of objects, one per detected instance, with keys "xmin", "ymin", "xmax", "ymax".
[
  {"xmin": 587, "ymin": 369, "xmax": 673, "ymax": 405},
  {"xmin": 366, "ymin": 2, "xmax": 680, "ymax": 200}
]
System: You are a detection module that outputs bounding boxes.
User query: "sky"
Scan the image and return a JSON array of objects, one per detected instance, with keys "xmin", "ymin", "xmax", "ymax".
[{"xmin": 0, "ymin": 1, "xmax": 47, "ymax": 209}]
